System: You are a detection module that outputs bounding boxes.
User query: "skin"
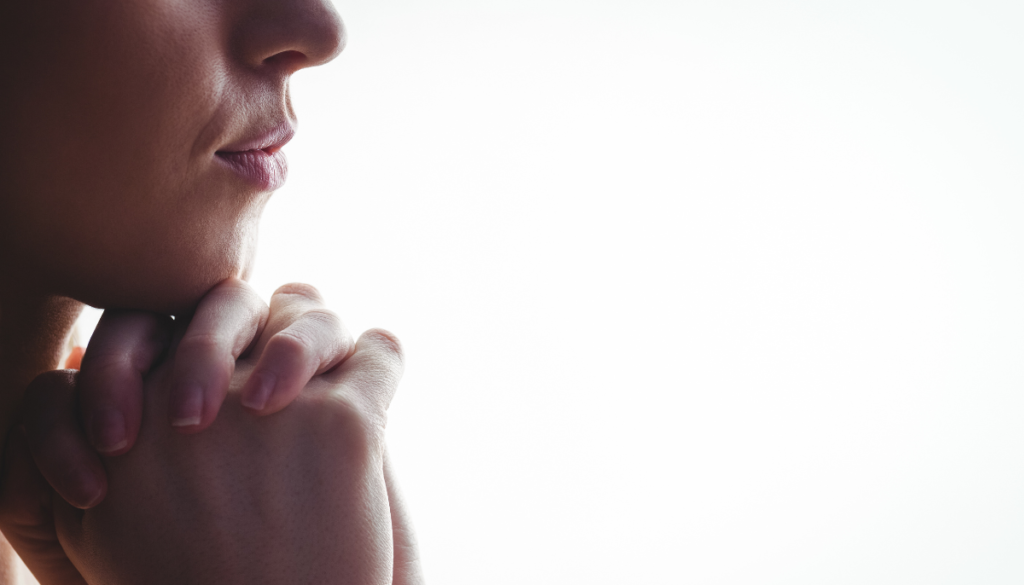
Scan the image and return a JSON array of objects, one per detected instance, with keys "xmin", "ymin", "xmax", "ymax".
[
  {"xmin": 0, "ymin": 0, "xmax": 423, "ymax": 582},
  {"xmin": 4, "ymin": 321, "xmax": 409, "ymax": 585},
  {"xmin": 0, "ymin": 0, "xmax": 345, "ymax": 435},
  {"xmin": 0, "ymin": 0, "xmax": 343, "ymax": 313}
]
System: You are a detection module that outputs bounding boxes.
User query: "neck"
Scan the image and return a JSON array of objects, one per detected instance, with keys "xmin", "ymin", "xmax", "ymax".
[{"xmin": 0, "ymin": 287, "xmax": 82, "ymax": 442}]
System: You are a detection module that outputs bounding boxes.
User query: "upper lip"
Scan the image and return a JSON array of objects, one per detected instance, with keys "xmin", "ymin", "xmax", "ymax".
[{"xmin": 216, "ymin": 122, "xmax": 296, "ymax": 155}]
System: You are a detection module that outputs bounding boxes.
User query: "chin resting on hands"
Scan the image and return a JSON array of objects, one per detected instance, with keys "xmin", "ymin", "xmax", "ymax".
[{"xmin": 35, "ymin": 278, "xmax": 355, "ymax": 509}]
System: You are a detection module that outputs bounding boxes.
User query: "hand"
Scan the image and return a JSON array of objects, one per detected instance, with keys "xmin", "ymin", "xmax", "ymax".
[
  {"xmin": 2, "ymin": 327, "xmax": 406, "ymax": 585},
  {"xmin": 64, "ymin": 327, "xmax": 404, "ymax": 585},
  {"xmin": 44, "ymin": 279, "xmax": 354, "ymax": 509}
]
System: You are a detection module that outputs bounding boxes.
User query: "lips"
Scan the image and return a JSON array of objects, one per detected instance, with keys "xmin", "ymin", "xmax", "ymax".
[{"xmin": 215, "ymin": 123, "xmax": 295, "ymax": 191}]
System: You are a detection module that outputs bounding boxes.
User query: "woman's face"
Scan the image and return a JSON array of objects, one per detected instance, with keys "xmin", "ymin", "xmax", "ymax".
[{"xmin": 0, "ymin": 0, "xmax": 343, "ymax": 312}]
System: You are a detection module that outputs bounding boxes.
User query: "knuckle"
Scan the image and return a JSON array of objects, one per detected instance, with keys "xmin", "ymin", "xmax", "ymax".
[
  {"xmin": 301, "ymin": 308, "xmax": 344, "ymax": 334},
  {"xmin": 364, "ymin": 328, "xmax": 404, "ymax": 361},
  {"xmin": 288, "ymin": 309, "xmax": 350, "ymax": 366},
  {"xmin": 77, "ymin": 357, "xmax": 132, "ymax": 395},
  {"xmin": 273, "ymin": 282, "xmax": 324, "ymax": 303},
  {"xmin": 267, "ymin": 329, "xmax": 316, "ymax": 362}
]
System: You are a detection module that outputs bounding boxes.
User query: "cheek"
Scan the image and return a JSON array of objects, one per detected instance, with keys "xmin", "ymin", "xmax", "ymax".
[
  {"xmin": 2, "ymin": 0, "xmax": 224, "ymax": 201},
  {"xmin": 0, "ymin": 0, "xmax": 264, "ymax": 311}
]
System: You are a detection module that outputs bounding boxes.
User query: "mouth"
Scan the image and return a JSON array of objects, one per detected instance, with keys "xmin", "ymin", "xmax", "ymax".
[{"xmin": 215, "ymin": 123, "xmax": 295, "ymax": 191}]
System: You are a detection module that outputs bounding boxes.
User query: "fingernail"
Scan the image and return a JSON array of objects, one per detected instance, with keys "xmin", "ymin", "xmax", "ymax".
[
  {"xmin": 171, "ymin": 383, "xmax": 204, "ymax": 427},
  {"xmin": 241, "ymin": 371, "xmax": 276, "ymax": 411},
  {"xmin": 67, "ymin": 467, "xmax": 103, "ymax": 509},
  {"xmin": 92, "ymin": 408, "xmax": 127, "ymax": 453}
]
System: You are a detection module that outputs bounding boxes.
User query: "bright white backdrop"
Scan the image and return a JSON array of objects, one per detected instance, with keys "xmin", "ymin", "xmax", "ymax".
[{"xmin": 86, "ymin": 1, "xmax": 1024, "ymax": 583}]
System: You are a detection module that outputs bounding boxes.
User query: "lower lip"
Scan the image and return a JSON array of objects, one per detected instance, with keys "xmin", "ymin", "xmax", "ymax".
[{"xmin": 215, "ymin": 150, "xmax": 288, "ymax": 191}]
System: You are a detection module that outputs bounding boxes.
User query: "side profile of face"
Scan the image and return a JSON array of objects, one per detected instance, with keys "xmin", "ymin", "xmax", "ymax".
[{"xmin": 0, "ymin": 0, "xmax": 344, "ymax": 313}]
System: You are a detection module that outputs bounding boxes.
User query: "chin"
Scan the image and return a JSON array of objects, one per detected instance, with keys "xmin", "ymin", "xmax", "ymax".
[
  {"xmin": 63, "ymin": 251, "xmax": 255, "ymax": 316},
  {"xmin": 71, "ymin": 275, "xmax": 220, "ymax": 316},
  {"xmin": 40, "ymin": 208, "xmax": 261, "ymax": 315}
]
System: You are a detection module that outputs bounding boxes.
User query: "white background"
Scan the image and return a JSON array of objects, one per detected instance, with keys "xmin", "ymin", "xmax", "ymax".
[{"xmin": 87, "ymin": 0, "xmax": 1024, "ymax": 583}]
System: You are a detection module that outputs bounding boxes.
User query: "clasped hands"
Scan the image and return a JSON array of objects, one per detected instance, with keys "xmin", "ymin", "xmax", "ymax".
[{"xmin": 0, "ymin": 279, "xmax": 413, "ymax": 585}]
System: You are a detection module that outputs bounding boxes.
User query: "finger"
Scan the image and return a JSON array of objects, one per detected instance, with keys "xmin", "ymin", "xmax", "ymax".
[
  {"xmin": 384, "ymin": 449, "xmax": 425, "ymax": 585},
  {"xmin": 240, "ymin": 283, "xmax": 354, "ymax": 414},
  {"xmin": 326, "ymin": 328, "xmax": 405, "ymax": 416},
  {"xmin": 77, "ymin": 310, "xmax": 171, "ymax": 455},
  {"xmin": 23, "ymin": 370, "xmax": 107, "ymax": 510},
  {"xmin": 167, "ymin": 278, "xmax": 269, "ymax": 432},
  {"xmin": 0, "ymin": 425, "xmax": 88, "ymax": 585}
]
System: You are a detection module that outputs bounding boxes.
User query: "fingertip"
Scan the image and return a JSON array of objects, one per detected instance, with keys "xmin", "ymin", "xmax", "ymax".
[
  {"xmin": 21, "ymin": 370, "xmax": 111, "ymax": 509},
  {"xmin": 169, "ymin": 379, "xmax": 232, "ymax": 434},
  {"xmin": 358, "ymin": 328, "xmax": 405, "ymax": 364},
  {"xmin": 65, "ymin": 467, "xmax": 107, "ymax": 510},
  {"xmin": 241, "ymin": 330, "xmax": 320, "ymax": 415},
  {"xmin": 168, "ymin": 345, "xmax": 234, "ymax": 432},
  {"xmin": 241, "ymin": 366, "xmax": 309, "ymax": 417},
  {"xmin": 170, "ymin": 414, "xmax": 216, "ymax": 434},
  {"xmin": 168, "ymin": 382, "xmax": 205, "ymax": 430},
  {"xmin": 88, "ymin": 407, "xmax": 130, "ymax": 456},
  {"xmin": 240, "ymin": 370, "xmax": 277, "ymax": 412}
]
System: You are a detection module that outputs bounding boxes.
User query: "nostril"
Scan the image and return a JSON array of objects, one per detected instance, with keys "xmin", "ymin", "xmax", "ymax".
[{"xmin": 263, "ymin": 50, "xmax": 307, "ymax": 71}]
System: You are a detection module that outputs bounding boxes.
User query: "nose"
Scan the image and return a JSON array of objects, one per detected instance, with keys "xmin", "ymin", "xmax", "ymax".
[{"xmin": 233, "ymin": 0, "xmax": 346, "ymax": 74}]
